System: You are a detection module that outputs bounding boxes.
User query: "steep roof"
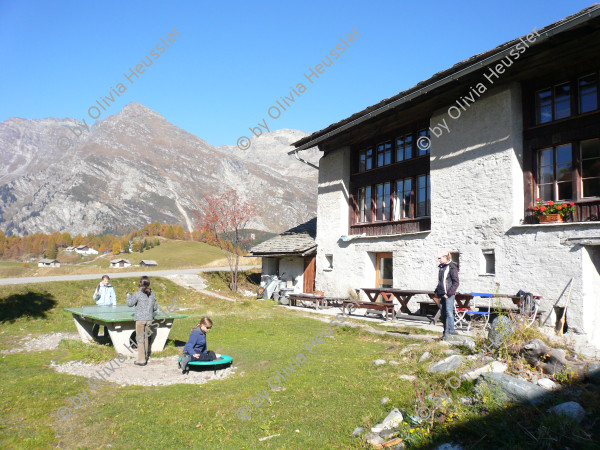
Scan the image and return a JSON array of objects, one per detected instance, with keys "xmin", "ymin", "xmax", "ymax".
[
  {"xmin": 110, "ymin": 258, "xmax": 131, "ymax": 264},
  {"xmin": 38, "ymin": 258, "xmax": 58, "ymax": 263},
  {"xmin": 291, "ymin": 5, "xmax": 600, "ymax": 152},
  {"xmin": 250, "ymin": 218, "xmax": 317, "ymax": 256}
]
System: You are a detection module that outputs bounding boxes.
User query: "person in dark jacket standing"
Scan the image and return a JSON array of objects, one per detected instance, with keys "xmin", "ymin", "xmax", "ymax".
[
  {"xmin": 181, "ymin": 317, "xmax": 216, "ymax": 373},
  {"xmin": 126, "ymin": 275, "xmax": 157, "ymax": 366},
  {"xmin": 434, "ymin": 249, "xmax": 460, "ymax": 339}
]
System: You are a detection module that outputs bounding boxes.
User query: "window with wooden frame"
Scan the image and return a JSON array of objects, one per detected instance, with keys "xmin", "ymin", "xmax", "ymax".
[
  {"xmin": 537, "ymin": 144, "xmax": 573, "ymax": 201},
  {"xmin": 350, "ymin": 121, "xmax": 431, "ymax": 235},
  {"xmin": 524, "ymin": 67, "xmax": 600, "ymax": 222},
  {"xmin": 376, "ymin": 141, "xmax": 392, "ymax": 167},
  {"xmin": 581, "ymin": 138, "xmax": 600, "ymax": 198},
  {"xmin": 393, "ymin": 178, "xmax": 413, "ymax": 220},
  {"xmin": 416, "ymin": 174, "xmax": 431, "ymax": 217},
  {"xmin": 358, "ymin": 147, "xmax": 373, "ymax": 172}
]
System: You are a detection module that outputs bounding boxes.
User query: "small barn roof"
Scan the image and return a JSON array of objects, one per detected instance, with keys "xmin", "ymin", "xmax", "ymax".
[
  {"xmin": 250, "ymin": 218, "xmax": 317, "ymax": 256},
  {"xmin": 39, "ymin": 258, "xmax": 58, "ymax": 263},
  {"xmin": 140, "ymin": 260, "xmax": 158, "ymax": 265},
  {"xmin": 110, "ymin": 258, "xmax": 131, "ymax": 264}
]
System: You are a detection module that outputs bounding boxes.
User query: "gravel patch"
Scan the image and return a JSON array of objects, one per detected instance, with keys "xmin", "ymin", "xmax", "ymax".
[
  {"xmin": 1, "ymin": 332, "xmax": 80, "ymax": 354},
  {"xmin": 51, "ymin": 356, "xmax": 237, "ymax": 386}
]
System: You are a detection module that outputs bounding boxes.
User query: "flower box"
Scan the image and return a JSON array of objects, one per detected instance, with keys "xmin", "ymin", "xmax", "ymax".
[{"xmin": 538, "ymin": 214, "xmax": 563, "ymax": 223}]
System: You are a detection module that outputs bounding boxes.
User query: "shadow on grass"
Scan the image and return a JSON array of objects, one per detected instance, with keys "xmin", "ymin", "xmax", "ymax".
[
  {"xmin": 0, "ymin": 291, "xmax": 57, "ymax": 323},
  {"xmin": 245, "ymin": 272, "xmax": 261, "ymax": 286},
  {"xmin": 414, "ymin": 379, "xmax": 600, "ymax": 449}
]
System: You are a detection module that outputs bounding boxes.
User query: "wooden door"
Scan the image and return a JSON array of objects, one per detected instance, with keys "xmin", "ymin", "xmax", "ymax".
[
  {"xmin": 376, "ymin": 252, "xmax": 393, "ymax": 288},
  {"xmin": 303, "ymin": 256, "xmax": 316, "ymax": 293}
]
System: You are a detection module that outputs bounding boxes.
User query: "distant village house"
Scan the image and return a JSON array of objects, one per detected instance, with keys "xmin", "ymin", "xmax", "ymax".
[
  {"xmin": 38, "ymin": 258, "xmax": 60, "ymax": 268},
  {"xmin": 110, "ymin": 258, "xmax": 131, "ymax": 268},
  {"xmin": 140, "ymin": 260, "xmax": 158, "ymax": 267},
  {"xmin": 75, "ymin": 245, "xmax": 99, "ymax": 255}
]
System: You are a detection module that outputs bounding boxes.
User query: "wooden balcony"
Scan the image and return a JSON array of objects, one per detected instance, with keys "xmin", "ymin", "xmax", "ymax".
[{"xmin": 350, "ymin": 217, "xmax": 431, "ymax": 236}]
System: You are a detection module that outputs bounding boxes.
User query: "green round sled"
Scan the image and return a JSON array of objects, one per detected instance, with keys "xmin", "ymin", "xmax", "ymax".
[{"xmin": 178, "ymin": 354, "xmax": 233, "ymax": 374}]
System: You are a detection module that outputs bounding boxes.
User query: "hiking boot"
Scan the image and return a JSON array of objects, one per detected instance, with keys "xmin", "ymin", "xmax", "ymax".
[{"xmin": 181, "ymin": 353, "xmax": 191, "ymax": 374}]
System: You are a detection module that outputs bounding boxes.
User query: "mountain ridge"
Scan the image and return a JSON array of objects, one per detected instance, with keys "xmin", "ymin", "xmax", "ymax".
[{"xmin": 0, "ymin": 102, "xmax": 319, "ymax": 236}]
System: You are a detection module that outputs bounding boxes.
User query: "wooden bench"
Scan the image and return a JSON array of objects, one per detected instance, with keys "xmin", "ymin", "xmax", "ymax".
[{"xmin": 342, "ymin": 300, "xmax": 396, "ymax": 321}]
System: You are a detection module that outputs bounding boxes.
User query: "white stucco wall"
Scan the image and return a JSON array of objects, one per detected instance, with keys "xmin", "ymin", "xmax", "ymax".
[
  {"xmin": 314, "ymin": 83, "xmax": 600, "ymax": 357},
  {"xmin": 278, "ymin": 256, "xmax": 305, "ymax": 293}
]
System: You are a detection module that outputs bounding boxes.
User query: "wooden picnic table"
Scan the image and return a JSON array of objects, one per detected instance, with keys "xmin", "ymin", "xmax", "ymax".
[
  {"xmin": 64, "ymin": 305, "xmax": 188, "ymax": 355},
  {"xmin": 361, "ymin": 288, "xmax": 440, "ymax": 315}
]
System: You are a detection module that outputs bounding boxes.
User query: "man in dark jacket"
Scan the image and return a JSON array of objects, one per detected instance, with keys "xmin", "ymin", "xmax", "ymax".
[{"xmin": 434, "ymin": 249, "xmax": 460, "ymax": 339}]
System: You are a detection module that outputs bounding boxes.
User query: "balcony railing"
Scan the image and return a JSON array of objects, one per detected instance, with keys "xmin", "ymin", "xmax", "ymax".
[{"xmin": 350, "ymin": 217, "xmax": 431, "ymax": 236}]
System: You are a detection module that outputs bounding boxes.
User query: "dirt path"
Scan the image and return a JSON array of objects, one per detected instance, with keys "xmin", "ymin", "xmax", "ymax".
[{"xmin": 51, "ymin": 356, "xmax": 237, "ymax": 386}]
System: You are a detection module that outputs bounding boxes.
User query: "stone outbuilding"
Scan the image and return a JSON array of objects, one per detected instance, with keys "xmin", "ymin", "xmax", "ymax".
[
  {"xmin": 290, "ymin": 7, "xmax": 600, "ymax": 357},
  {"xmin": 249, "ymin": 218, "xmax": 317, "ymax": 294}
]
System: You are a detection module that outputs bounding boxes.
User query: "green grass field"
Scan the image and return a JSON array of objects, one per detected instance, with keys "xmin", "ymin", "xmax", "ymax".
[
  {"xmin": 0, "ymin": 240, "xmax": 246, "ymax": 278},
  {"xmin": 1, "ymin": 276, "xmax": 598, "ymax": 449}
]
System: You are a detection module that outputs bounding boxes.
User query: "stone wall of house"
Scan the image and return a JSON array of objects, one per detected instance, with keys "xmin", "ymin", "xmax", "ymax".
[{"xmin": 314, "ymin": 82, "xmax": 600, "ymax": 357}]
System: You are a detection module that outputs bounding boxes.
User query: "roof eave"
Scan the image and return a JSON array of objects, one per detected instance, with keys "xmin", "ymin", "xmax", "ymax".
[{"xmin": 288, "ymin": 6, "xmax": 600, "ymax": 154}]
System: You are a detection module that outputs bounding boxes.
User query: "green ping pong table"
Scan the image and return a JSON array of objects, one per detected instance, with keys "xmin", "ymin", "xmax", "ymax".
[{"xmin": 64, "ymin": 305, "xmax": 188, "ymax": 355}]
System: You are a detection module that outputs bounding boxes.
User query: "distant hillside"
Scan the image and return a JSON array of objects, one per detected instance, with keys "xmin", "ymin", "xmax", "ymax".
[{"xmin": 0, "ymin": 102, "xmax": 319, "ymax": 237}]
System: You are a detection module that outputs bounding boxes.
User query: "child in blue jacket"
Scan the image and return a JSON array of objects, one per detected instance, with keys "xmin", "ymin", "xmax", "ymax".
[
  {"xmin": 181, "ymin": 317, "xmax": 216, "ymax": 373},
  {"xmin": 93, "ymin": 275, "xmax": 117, "ymax": 306}
]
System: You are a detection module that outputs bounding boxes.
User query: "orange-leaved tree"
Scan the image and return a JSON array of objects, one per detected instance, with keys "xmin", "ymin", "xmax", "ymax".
[{"xmin": 196, "ymin": 190, "xmax": 257, "ymax": 292}]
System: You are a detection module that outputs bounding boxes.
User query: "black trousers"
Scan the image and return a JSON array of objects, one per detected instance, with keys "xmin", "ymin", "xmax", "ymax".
[{"xmin": 184, "ymin": 350, "xmax": 216, "ymax": 361}]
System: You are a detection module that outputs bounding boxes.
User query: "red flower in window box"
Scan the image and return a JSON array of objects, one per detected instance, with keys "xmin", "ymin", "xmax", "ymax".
[
  {"xmin": 536, "ymin": 198, "xmax": 540, "ymax": 202},
  {"xmin": 532, "ymin": 199, "xmax": 575, "ymax": 220}
]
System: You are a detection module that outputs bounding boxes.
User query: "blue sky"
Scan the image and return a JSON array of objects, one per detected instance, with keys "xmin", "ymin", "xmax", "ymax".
[{"xmin": 0, "ymin": 0, "xmax": 595, "ymax": 146}]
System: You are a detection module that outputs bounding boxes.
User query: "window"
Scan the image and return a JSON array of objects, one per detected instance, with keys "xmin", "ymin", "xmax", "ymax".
[
  {"xmin": 359, "ymin": 148, "xmax": 373, "ymax": 172},
  {"xmin": 535, "ymin": 88, "xmax": 552, "ymax": 124},
  {"xmin": 376, "ymin": 142, "xmax": 392, "ymax": 167},
  {"xmin": 481, "ymin": 249, "xmax": 495, "ymax": 275},
  {"xmin": 535, "ymin": 82, "xmax": 571, "ymax": 124},
  {"xmin": 358, "ymin": 186, "xmax": 372, "ymax": 222},
  {"xmin": 396, "ymin": 134, "xmax": 413, "ymax": 162},
  {"xmin": 393, "ymin": 178, "xmax": 413, "ymax": 220},
  {"xmin": 579, "ymin": 74, "xmax": 598, "ymax": 114},
  {"xmin": 416, "ymin": 174, "xmax": 430, "ymax": 217},
  {"xmin": 375, "ymin": 182, "xmax": 391, "ymax": 221},
  {"xmin": 581, "ymin": 139, "xmax": 600, "ymax": 198},
  {"xmin": 450, "ymin": 252, "xmax": 460, "ymax": 268},
  {"xmin": 537, "ymin": 144, "xmax": 573, "ymax": 201},
  {"xmin": 325, "ymin": 254, "xmax": 333, "ymax": 270},
  {"xmin": 554, "ymin": 83, "xmax": 571, "ymax": 120},
  {"xmin": 417, "ymin": 129, "xmax": 431, "ymax": 156}
]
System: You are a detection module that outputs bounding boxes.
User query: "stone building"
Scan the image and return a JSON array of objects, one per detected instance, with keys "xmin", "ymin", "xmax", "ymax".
[
  {"xmin": 249, "ymin": 218, "xmax": 317, "ymax": 294},
  {"xmin": 290, "ymin": 6, "xmax": 600, "ymax": 356}
]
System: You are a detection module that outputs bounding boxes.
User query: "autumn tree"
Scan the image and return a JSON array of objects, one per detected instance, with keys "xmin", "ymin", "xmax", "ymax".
[
  {"xmin": 45, "ymin": 239, "xmax": 58, "ymax": 259},
  {"xmin": 196, "ymin": 190, "xmax": 257, "ymax": 292},
  {"xmin": 112, "ymin": 242, "xmax": 121, "ymax": 255}
]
